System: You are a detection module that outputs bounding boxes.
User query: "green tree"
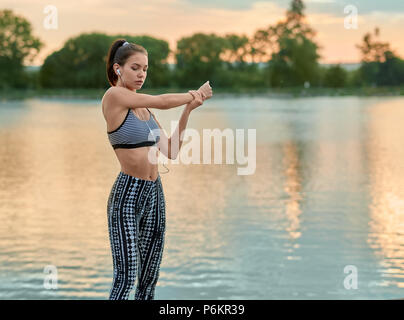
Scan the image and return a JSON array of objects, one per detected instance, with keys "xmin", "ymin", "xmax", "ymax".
[
  {"xmin": 40, "ymin": 33, "xmax": 110, "ymax": 88},
  {"xmin": 377, "ymin": 51, "xmax": 404, "ymax": 86},
  {"xmin": 215, "ymin": 33, "xmax": 266, "ymax": 89},
  {"xmin": 0, "ymin": 9, "xmax": 43, "ymax": 88},
  {"xmin": 254, "ymin": 0, "xmax": 321, "ymax": 87},
  {"xmin": 221, "ymin": 33, "xmax": 249, "ymax": 69},
  {"xmin": 323, "ymin": 64, "xmax": 347, "ymax": 88},
  {"xmin": 269, "ymin": 35, "xmax": 321, "ymax": 87},
  {"xmin": 175, "ymin": 33, "xmax": 227, "ymax": 87},
  {"xmin": 40, "ymin": 33, "xmax": 171, "ymax": 88},
  {"xmin": 356, "ymin": 27, "xmax": 391, "ymax": 63},
  {"xmin": 356, "ymin": 27, "xmax": 404, "ymax": 86}
]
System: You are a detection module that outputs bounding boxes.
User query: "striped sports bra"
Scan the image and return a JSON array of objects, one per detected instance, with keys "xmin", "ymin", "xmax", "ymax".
[{"xmin": 107, "ymin": 108, "xmax": 161, "ymax": 149}]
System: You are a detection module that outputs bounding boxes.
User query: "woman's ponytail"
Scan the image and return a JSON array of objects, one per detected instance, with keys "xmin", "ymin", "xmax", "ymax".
[{"xmin": 106, "ymin": 39, "xmax": 126, "ymax": 86}]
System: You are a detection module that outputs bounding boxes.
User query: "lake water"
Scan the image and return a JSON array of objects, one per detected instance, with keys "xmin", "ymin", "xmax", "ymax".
[{"xmin": 0, "ymin": 95, "xmax": 403, "ymax": 299}]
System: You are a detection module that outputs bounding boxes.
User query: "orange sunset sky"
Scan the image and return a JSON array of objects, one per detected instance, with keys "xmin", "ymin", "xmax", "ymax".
[{"xmin": 3, "ymin": 0, "xmax": 404, "ymax": 66}]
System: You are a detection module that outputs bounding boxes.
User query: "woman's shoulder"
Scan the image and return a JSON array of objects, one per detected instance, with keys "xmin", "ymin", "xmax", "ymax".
[
  {"xmin": 103, "ymin": 86, "xmax": 142, "ymax": 109},
  {"xmin": 102, "ymin": 87, "xmax": 129, "ymax": 108},
  {"xmin": 102, "ymin": 87, "xmax": 128, "ymax": 117},
  {"xmin": 102, "ymin": 86, "xmax": 121, "ymax": 102}
]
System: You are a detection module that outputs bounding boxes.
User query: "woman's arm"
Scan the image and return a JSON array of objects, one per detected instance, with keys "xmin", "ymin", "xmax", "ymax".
[
  {"xmin": 107, "ymin": 81, "xmax": 212, "ymax": 111},
  {"xmin": 148, "ymin": 110, "xmax": 171, "ymax": 159},
  {"xmin": 150, "ymin": 92, "xmax": 203, "ymax": 160},
  {"xmin": 167, "ymin": 107, "xmax": 192, "ymax": 160},
  {"xmin": 157, "ymin": 93, "xmax": 195, "ymax": 110},
  {"xmin": 106, "ymin": 86, "xmax": 194, "ymax": 110}
]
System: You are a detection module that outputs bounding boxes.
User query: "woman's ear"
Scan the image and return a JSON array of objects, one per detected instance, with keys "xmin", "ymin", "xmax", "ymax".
[{"xmin": 113, "ymin": 63, "xmax": 120, "ymax": 76}]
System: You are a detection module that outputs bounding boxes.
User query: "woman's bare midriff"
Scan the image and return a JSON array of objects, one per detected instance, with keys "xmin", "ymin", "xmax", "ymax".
[
  {"xmin": 102, "ymin": 93, "xmax": 160, "ymax": 181},
  {"xmin": 114, "ymin": 147, "xmax": 160, "ymax": 182},
  {"xmin": 104, "ymin": 107, "xmax": 159, "ymax": 182}
]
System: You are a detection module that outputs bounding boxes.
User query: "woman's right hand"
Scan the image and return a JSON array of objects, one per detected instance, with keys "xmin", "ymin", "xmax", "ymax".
[
  {"xmin": 186, "ymin": 90, "xmax": 204, "ymax": 112},
  {"xmin": 197, "ymin": 81, "xmax": 213, "ymax": 100}
]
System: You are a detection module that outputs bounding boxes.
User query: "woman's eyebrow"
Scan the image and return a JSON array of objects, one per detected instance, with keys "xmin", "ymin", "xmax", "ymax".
[{"xmin": 132, "ymin": 63, "xmax": 148, "ymax": 67}]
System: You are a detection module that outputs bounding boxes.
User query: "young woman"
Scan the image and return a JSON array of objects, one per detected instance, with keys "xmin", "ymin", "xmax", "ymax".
[{"xmin": 102, "ymin": 39, "xmax": 212, "ymax": 300}]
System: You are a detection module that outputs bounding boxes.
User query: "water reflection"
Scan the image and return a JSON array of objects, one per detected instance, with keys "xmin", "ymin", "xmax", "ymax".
[
  {"xmin": 0, "ymin": 96, "xmax": 403, "ymax": 299},
  {"xmin": 366, "ymin": 98, "xmax": 404, "ymax": 289},
  {"xmin": 282, "ymin": 141, "xmax": 303, "ymax": 241}
]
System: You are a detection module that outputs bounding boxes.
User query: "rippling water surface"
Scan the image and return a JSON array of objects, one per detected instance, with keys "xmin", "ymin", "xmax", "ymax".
[{"xmin": 0, "ymin": 96, "xmax": 403, "ymax": 299}]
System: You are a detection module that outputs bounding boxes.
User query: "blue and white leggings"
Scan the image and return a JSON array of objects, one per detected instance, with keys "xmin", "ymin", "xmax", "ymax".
[{"xmin": 107, "ymin": 171, "xmax": 166, "ymax": 300}]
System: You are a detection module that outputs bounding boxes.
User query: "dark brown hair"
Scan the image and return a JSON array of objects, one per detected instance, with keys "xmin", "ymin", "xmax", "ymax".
[{"xmin": 106, "ymin": 39, "xmax": 148, "ymax": 86}]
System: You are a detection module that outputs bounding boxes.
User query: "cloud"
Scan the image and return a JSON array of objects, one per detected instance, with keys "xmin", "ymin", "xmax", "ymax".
[{"xmin": 184, "ymin": 0, "xmax": 404, "ymax": 15}]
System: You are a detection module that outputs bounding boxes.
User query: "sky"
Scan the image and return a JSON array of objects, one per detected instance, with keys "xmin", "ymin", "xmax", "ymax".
[{"xmin": 3, "ymin": 0, "xmax": 404, "ymax": 66}]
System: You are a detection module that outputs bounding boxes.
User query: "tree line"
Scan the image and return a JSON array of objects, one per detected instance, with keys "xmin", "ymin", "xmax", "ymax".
[{"xmin": 1, "ymin": 0, "xmax": 403, "ymax": 90}]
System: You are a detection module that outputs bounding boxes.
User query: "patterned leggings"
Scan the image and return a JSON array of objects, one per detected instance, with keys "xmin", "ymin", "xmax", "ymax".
[{"xmin": 107, "ymin": 171, "xmax": 166, "ymax": 300}]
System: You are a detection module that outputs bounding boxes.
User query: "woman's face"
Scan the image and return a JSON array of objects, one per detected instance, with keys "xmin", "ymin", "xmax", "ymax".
[{"xmin": 115, "ymin": 52, "xmax": 148, "ymax": 90}]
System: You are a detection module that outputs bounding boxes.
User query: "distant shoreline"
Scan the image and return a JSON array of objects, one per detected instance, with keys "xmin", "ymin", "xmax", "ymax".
[{"xmin": 1, "ymin": 86, "xmax": 403, "ymax": 101}]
